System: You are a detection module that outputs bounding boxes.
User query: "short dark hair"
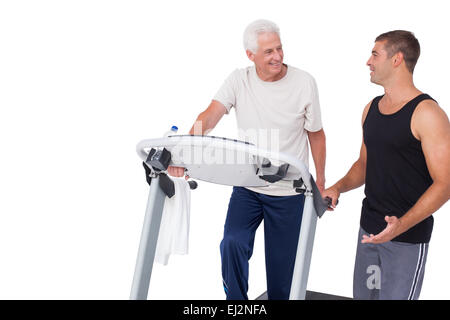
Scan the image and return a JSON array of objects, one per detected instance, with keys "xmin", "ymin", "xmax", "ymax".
[{"xmin": 375, "ymin": 30, "xmax": 420, "ymax": 73}]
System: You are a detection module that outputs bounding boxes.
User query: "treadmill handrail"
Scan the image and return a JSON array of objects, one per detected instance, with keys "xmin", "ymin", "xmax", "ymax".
[{"xmin": 136, "ymin": 135, "xmax": 313, "ymax": 190}]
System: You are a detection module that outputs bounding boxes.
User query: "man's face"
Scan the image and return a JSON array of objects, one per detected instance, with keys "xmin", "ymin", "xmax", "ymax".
[
  {"xmin": 247, "ymin": 32, "xmax": 284, "ymax": 78},
  {"xmin": 366, "ymin": 40, "xmax": 394, "ymax": 85}
]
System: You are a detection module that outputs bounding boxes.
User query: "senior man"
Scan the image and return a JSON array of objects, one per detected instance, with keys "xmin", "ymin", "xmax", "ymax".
[{"xmin": 169, "ymin": 19, "xmax": 326, "ymax": 300}]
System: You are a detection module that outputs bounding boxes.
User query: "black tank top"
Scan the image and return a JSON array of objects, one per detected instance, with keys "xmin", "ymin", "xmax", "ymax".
[{"xmin": 361, "ymin": 94, "xmax": 435, "ymax": 243}]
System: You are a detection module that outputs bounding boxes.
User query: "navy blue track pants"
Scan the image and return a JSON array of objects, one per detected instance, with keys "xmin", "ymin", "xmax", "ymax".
[{"xmin": 220, "ymin": 187, "xmax": 305, "ymax": 300}]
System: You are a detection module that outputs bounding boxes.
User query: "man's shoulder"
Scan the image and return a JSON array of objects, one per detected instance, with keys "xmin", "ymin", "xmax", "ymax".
[
  {"xmin": 224, "ymin": 66, "xmax": 253, "ymax": 82},
  {"xmin": 287, "ymin": 65, "xmax": 316, "ymax": 81},
  {"xmin": 414, "ymin": 97, "xmax": 444, "ymax": 122},
  {"xmin": 411, "ymin": 95, "xmax": 448, "ymax": 139},
  {"xmin": 417, "ymin": 96, "xmax": 439, "ymax": 109}
]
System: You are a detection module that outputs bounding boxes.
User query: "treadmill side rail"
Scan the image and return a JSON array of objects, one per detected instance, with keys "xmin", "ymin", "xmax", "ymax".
[{"xmin": 130, "ymin": 176, "xmax": 166, "ymax": 300}]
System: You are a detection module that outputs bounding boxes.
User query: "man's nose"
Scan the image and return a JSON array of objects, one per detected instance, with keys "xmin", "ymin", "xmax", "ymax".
[{"xmin": 273, "ymin": 50, "xmax": 282, "ymax": 61}]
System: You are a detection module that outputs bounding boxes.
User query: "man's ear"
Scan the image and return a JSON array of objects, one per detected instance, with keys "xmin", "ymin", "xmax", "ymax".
[
  {"xmin": 246, "ymin": 50, "xmax": 255, "ymax": 62},
  {"xmin": 393, "ymin": 51, "xmax": 404, "ymax": 68}
]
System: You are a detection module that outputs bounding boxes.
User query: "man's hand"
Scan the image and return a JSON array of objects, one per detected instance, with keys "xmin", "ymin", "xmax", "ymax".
[
  {"xmin": 361, "ymin": 216, "xmax": 404, "ymax": 244},
  {"xmin": 322, "ymin": 186, "xmax": 340, "ymax": 211},
  {"xmin": 167, "ymin": 166, "xmax": 188, "ymax": 179}
]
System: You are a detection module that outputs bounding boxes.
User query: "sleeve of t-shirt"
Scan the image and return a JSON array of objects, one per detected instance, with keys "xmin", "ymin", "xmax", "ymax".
[
  {"xmin": 304, "ymin": 76, "xmax": 323, "ymax": 132},
  {"xmin": 213, "ymin": 69, "xmax": 239, "ymax": 114}
]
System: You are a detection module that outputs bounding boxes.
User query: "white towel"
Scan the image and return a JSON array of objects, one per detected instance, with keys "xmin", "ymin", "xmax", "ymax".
[{"xmin": 154, "ymin": 177, "xmax": 191, "ymax": 265}]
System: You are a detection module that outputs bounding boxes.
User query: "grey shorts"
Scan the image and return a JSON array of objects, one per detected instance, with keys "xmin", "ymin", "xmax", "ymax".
[{"xmin": 353, "ymin": 227, "xmax": 429, "ymax": 300}]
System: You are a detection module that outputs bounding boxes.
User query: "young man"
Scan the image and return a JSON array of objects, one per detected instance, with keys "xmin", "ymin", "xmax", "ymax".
[
  {"xmin": 323, "ymin": 30, "xmax": 450, "ymax": 300},
  {"xmin": 168, "ymin": 19, "xmax": 326, "ymax": 299}
]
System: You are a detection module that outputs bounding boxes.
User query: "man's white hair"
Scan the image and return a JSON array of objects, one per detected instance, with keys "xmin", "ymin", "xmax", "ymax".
[{"xmin": 243, "ymin": 19, "xmax": 280, "ymax": 53}]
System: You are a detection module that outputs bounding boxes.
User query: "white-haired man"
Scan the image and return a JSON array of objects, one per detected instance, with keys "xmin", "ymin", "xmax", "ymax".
[{"xmin": 169, "ymin": 19, "xmax": 326, "ymax": 300}]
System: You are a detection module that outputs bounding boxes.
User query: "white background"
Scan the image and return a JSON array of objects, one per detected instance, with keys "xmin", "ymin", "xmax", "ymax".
[{"xmin": 0, "ymin": 0, "xmax": 448, "ymax": 300}]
